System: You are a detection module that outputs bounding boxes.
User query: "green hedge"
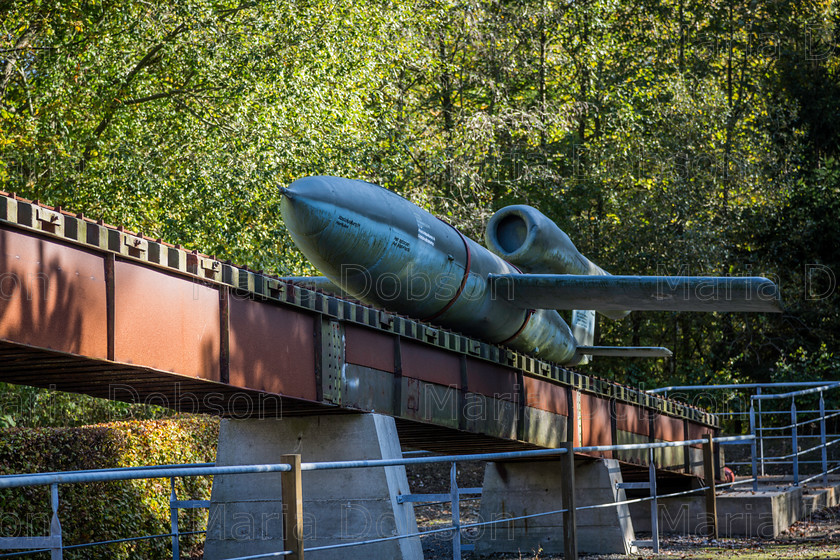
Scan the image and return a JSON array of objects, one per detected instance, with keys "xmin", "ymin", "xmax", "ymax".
[{"xmin": 0, "ymin": 416, "xmax": 219, "ymax": 559}]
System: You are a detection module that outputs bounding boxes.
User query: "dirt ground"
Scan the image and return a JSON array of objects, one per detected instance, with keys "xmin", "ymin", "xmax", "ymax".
[{"xmin": 404, "ymin": 461, "xmax": 840, "ymax": 560}]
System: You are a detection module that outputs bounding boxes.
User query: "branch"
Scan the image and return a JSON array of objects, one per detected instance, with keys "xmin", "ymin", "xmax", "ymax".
[
  {"xmin": 173, "ymin": 97, "xmax": 234, "ymax": 135},
  {"xmin": 218, "ymin": 1, "xmax": 259, "ymax": 21},
  {"xmin": 122, "ymin": 85, "xmax": 222, "ymax": 105},
  {"xmin": 1, "ymin": 25, "xmax": 37, "ymax": 95},
  {"xmin": 81, "ymin": 22, "xmax": 189, "ymax": 167},
  {"xmin": 0, "ymin": 35, "xmax": 91, "ymax": 53}
]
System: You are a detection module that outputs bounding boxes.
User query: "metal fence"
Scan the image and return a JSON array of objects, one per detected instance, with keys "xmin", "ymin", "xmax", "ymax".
[
  {"xmin": 649, "ymin": 381, "xmax": 840, "ymax": 490},
  {"xmin": 0, "ymin": 436, "xmax": 753, "ymax": 560}
]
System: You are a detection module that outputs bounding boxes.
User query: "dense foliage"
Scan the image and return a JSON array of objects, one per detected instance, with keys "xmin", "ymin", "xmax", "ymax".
[
  {"xmin": 0, "ymin": 417, "xmax": 219, "ymax": 558},
  {"xmin": 2, "ymin": 0, "xmax": 839, "ymax": 397},
  {"xmin": 0, "ymin": 382, "xmax": 176, "ymax": 428}
]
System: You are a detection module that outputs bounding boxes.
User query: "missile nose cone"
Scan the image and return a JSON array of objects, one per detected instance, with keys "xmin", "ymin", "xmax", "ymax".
[{"xmin": 280, "ymin": 176, "xmax": 337, "ymax": 237}]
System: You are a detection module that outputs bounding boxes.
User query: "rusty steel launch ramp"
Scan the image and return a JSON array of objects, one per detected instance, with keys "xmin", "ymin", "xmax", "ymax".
[{"xmin": 0, "ymin": 192, "xmax": 716, "ymax": 474}]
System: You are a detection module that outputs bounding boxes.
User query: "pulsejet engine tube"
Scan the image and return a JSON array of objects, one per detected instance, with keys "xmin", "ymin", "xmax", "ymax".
[
  {"xmin": 485, "ymin": 205, "xmax": 630, "ymax": 321},
  {"xmin": 280, "ymin": 176, "xmax": 579, "ymax": 363}
]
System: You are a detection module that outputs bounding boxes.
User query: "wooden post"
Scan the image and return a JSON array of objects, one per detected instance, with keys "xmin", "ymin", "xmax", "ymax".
[
  {"xmin": 281, "ymin": 454, "xmax": 304, "ymax": 560},
  {"xmin": 702, "ymin": 434, "xmax": 718, "ymax": 539},
  {"xmin": 561, "ymin": 442, "xmax": 577, "ymax": 560}
]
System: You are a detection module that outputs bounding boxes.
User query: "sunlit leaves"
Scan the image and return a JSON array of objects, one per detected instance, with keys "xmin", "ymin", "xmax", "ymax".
[
  {"xmin": 1, "ymin": 0, "xmax": 837, "ymax": 392},
  {"xmin": 1, "ymin": 0, "xmax": 403, "ymax": 273}
]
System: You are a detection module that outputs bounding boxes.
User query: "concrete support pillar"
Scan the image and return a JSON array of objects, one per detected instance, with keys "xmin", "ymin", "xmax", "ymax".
[
  {"xmin": 203, "ymin": 414, "xmax": 423, "ymax": 560},
  {"xmin": 475, "ymin": 457, "xmax": 635, "ymax": 555}
]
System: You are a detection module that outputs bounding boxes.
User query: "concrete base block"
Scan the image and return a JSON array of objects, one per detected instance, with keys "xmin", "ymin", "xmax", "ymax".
[
  {"xmin": 630, "ymin": 486, "xmax": 804, "ymax": 538},
  {"xmin": 802, "ymin": 480, "xmax": 840, "ymax": 517},
  {"xmin": 203, "ymin": 415, "xmax": 423, "ymax": 560},
  {"xmin": 475, "ymin": 458, "xmax": 635, "ymax": 555}
]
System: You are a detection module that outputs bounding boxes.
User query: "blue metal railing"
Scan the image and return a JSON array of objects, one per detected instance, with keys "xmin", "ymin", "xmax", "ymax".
[
  {"xmin": 649, "ymin": 381, "xmax": 840, "ymax": 490},
  {"xmin": 0, "ymin": 435, "xmax": 753, "ymax": 560}
]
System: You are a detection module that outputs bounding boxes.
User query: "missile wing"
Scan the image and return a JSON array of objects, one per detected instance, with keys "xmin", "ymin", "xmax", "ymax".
[
  {"xmin": 488, "ymin": 274, "xmax": 782, "ymax": 313},
  {"xmin": 482, "ymin": 202, "xmax": 781, "ymax": 363},
  {"xmin": 577, "ymin": 346, "xmax": 674, "ymax": 358}
]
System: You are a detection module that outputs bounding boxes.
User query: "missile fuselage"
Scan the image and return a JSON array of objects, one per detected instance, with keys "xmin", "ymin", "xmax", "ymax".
[{"xmin": 280, "ymin": 176, "xmax": 578, "ymax": 363}]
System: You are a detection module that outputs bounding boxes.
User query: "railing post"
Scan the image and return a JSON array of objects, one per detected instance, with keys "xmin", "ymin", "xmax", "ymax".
[
  {"xmin": 820, "ymin": 391, "xmax": 828, "ymax": 488},
  {"xmin": 820, "ymin": 392, "xmax": 828, "ymax": 487},
  {"xmin": 561, "ymin": 443, "xmax": 577, "ymax": 560},
  {"xmin": 702, "ymin": 434, "xmax": 718, "ymax": 539},
  {"xmin": 649, "ymin": 448, "xmax": 659, "ymax": 554},
  {"xmin": 757, "ymin": 387, "xmax": 766, "ymax": 476},
  {"xmin": 749, "ymin": 402, "xmax": 758, "ymax": 491},
  {"xmin": 50, "ymin": 483, "xmax": 62, "ymax": 560},
  {"xmin": 170, "ymin": 477, "xmax": 179, "ymax": 560},
  {"xmin": 791, "ymin": 400, "xmax": 799, "ymax": 486},
  {"xmin": 451, "ymin": 462, "xmax": 461, "ymax": 560},
  {"xmin": 281, "ymin": 454, "xmax": 304, "ymax": 560}
]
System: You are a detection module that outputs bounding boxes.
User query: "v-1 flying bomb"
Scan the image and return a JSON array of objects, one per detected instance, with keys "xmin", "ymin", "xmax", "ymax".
[{"xmin": 279, "ymin": 176, "xmax": 781, "ymax": 366}]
